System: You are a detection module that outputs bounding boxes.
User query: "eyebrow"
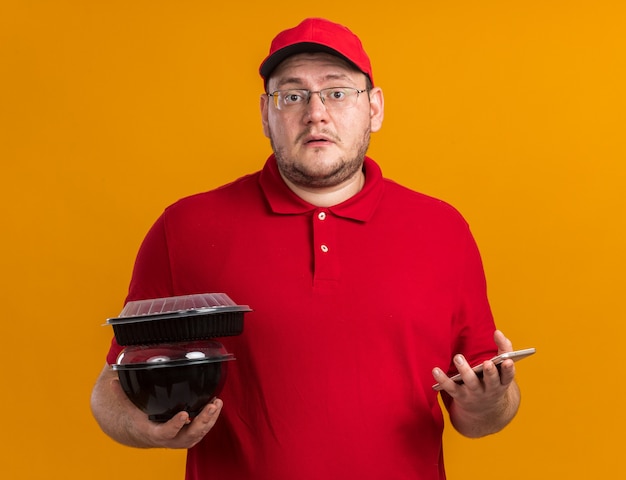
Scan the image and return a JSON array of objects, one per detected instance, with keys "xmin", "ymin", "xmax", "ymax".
[{"xmin": 274, "ymin": 73, "xmax": 355, "ymax": 90}]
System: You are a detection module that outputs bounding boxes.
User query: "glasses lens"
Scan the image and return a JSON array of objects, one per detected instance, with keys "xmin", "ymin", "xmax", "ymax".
[
  {"xmin": 321, "ymin": 88, "xmax": 353, "ymax": 106},
  {"xmin": 272, "ymin": 90, "xmax": 308, "ymax": 110}
]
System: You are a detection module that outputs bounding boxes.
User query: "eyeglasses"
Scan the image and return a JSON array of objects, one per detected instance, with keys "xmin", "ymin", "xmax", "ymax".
[{"xmin": 267, "ymin": 87, "xmax": 368, "ymax": 111}]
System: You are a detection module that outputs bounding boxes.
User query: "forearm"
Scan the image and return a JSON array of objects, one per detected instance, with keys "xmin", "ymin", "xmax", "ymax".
[
  {"xmin": 448, "ymin": 380, "xmax": 521, "ymax": 438},
  {"xmin": 90, "ymin": 364, "xmax": 159, "ymax": 448}
]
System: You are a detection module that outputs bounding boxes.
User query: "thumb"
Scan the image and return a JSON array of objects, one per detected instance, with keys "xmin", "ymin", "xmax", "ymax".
[{"xmin": 494, "ymin": 329, "xmax": 513, "ymax": 354}]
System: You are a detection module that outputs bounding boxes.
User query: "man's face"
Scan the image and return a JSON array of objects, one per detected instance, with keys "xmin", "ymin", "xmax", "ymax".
[{"xmin": 261, "ymin": 52, "xmax": 384, "ymax": 190}]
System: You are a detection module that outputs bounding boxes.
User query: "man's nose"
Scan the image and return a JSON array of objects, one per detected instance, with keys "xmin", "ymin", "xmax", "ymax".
[{"xmin": 304, "ymin": 92, "xmax": 328, "ymax": 122}]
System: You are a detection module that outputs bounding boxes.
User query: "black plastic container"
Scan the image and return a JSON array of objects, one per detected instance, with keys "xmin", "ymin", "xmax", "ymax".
[
  {"xmin": 113, "ymin": 340, "xmax": 234, "ymax": 422},
  {"xmin": 106, "ymin": 293, "xmax": 251, "ymax": 346}
]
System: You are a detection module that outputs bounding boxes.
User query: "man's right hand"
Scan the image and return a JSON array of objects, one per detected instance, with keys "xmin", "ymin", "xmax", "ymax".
[
  {"xmin": 91, "ymin": 364, "xmax": 223, "ymax": 449},
  {"xmin": 147, "ymin": 397, "xmax": 224, "ymax": 449}
]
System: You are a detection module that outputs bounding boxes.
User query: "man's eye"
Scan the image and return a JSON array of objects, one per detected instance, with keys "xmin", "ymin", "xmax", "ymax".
[
  {"xmin": 327, "ymin": 89, "xmax": 346, "ymax": 101},
  {"xmin": 284, "ymin": 92, "xmax": 305, "ymax": 104}
]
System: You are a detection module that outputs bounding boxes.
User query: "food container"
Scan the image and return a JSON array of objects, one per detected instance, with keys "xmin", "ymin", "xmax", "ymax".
[
  {"xmin": 113, "ymin": 340, "xmax": 235, "ymax": 422},
  {"xmin": 106, "ymin": 293, "xmax": 251, "ymax": 345}
]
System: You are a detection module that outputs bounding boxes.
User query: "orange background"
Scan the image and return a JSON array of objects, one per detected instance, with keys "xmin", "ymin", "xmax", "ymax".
[{"xmin": 2, "ymin": 1, "xmax": 625, "ymax": 478}]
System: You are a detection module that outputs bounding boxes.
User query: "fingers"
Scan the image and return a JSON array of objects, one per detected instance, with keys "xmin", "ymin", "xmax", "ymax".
[
  {"xmin": 433, "ymin": 356, "xmax": 516, "ymax": 396},
  {"xmin": 432, "ymin": 367, "xmax": 456, "ymax": 393},
  {"xmin": 180, "ymin": 398, "xmax": 224, "ymax": 448},
  {"xmin": 433, "ymin": 331, "xmax": 517, "ymax": 395},
  {"xmin": 494, "ymin": 330, "xmax": 513, "ymax": 354},
  {"xmin": 160, "ymin": 411, "xmax": 192, "ymax": 438},
  {"xmin": 493, "ymin": 331, "xmax": 517, "ymax": 386},
  {"xmin": 432, "ymin": 355, "xmax": 481, "ymax": 395},
  {"xmin": 453, "ymin": 354, "xmax": 483, "ymax": 391},
  {"xmin": 497, "ymin": 359, "xmax": 516, "ymax": 386},
  {"xmin": 150, "ymin": 398, "xmax": 224, "ymax": 449},
  {"xmin": 193, "ymin": 398, "xmax": 223, "ymax": 428}
]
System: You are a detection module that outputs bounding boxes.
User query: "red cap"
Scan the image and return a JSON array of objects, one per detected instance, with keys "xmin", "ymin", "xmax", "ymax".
[{"xmin": 259, "ymin": 18, "xmax": 374, "ymax": 87}]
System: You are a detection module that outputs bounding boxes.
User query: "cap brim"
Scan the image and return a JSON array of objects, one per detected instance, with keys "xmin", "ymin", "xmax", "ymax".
[{"xmin": 260, "ymin": 43, "xmax": 363, "ymax": 85}]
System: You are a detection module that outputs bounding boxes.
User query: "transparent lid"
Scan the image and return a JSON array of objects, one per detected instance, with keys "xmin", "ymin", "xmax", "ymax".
[
  {"xmin": 110, "ymin": 293, "xmax": 251, "ymax": 322},
  {"xmin": 113, "ymin": 340, "xmax": 234, "ymax": 369}
]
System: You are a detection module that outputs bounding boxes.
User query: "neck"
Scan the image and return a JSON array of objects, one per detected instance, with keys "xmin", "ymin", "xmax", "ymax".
[{"xmin": 280, "ymin": 169, "xmax": 366, "ymax": 207}]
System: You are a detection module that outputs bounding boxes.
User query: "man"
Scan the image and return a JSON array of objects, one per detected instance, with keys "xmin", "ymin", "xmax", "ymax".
[{"xmin": 91, "ymin": 17, "xmax": 521, "ymax": 479}]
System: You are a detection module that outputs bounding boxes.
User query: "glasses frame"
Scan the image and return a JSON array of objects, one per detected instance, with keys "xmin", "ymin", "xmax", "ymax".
[{"xmin": 266, "ymin": 87, "xmax": 369, "ymax": 111}]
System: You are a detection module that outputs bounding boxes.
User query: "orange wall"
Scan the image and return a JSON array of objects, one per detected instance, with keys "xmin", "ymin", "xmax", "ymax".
[{"xmin": 2, "ymin": 1, "xmax": 625, "ymax": 478}]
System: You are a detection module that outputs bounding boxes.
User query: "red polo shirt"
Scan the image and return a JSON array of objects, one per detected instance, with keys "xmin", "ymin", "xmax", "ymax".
[{"xmin": 107, "ymin": 155, "xmax": 497, "ymax": 480}]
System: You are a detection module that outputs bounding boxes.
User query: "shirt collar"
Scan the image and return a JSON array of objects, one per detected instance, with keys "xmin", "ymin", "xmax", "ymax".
[{"xmin": 259, "ymin": 154, "xmax": 384, "ymax": 222}]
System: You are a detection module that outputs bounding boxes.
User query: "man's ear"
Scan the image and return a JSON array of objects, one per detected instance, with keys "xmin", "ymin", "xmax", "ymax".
[
  {"xmin": 260, "ymin": 94, "xmax": 271, "ymax": 138},
  {"xmin": 368, "ymin": 87, "xmax": 384, "ymax": 133}
]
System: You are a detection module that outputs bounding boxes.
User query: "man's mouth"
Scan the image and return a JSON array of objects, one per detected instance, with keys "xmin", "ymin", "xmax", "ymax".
[{"xmin": 303, "ymin": 134, "xmax": 334, "ymax": 145}]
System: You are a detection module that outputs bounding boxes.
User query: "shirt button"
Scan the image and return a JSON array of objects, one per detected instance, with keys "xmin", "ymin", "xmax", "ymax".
[
  {"xmin": 320, "ymin": 244, "xmax": 329, "ymax": 253},
  {"xmin": 318, "ymin": 211, "xmax": 326, "ymax": 221}
]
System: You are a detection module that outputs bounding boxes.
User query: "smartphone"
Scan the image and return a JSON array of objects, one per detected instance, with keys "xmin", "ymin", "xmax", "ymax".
[{"xmin": 432, "ymin": 347, "xmax": 536, "ymax": 391}]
